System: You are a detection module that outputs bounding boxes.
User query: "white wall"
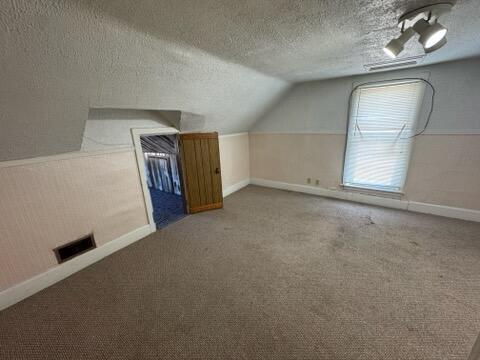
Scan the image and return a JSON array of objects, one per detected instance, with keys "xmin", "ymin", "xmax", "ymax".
[
  {"xmin": 250, "ymin": 58, "xmax": 480, "ymax": 211},
  {"xmin": 81, "ymin": 109, "xmax": 175, "ymax": 151},
  {"xmin": 0, "ymin": 0, "xmax": 289, "ymax": 161},
  {"xmin": 219, "ymin": 133, "xmax": 250, "ymax": 194},
  {"xmin": 252, "ymin": 58, "xmax": 480, "ymax": 134},
  {"xmin": 0, "ymin": 150, "xmax": 149, "ymax": 291}
]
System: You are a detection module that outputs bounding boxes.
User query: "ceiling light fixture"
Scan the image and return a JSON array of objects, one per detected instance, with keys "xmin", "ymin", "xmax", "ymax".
[
  {"xmin": 383, "ymin": 28, "xmax": 415, "ymax": 58},
  {"xmin": 413, "ymin": 19, "xmax": 448, "ymax": 49},
  {"xmin": 383, "ymin": 2, "xmax": 454, "ymax": 58}
]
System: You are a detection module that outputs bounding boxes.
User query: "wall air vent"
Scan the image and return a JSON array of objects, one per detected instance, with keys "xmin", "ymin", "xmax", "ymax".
[
  {"xmin": 364, "ymin": 55, "xmax": 425, "ymax": 72},
  {"xmin": 54, "ymin": 234, "xmax": 96, "ymax": 263}
]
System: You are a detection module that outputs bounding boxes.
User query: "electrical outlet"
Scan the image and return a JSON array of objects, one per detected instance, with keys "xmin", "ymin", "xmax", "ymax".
[
  {"xmin": 307, "ymin": 178, "xmax": 311, "ymax": 184},
  {"xmin": 315, "ymin": 179, "xmax": 320, "ymax": 186}
]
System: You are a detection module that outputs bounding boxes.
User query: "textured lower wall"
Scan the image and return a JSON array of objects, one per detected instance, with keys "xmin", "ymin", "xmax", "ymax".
[
  {"xmin": 405, "ymin": 135, "xmax": 480, "ymax": 210},
  {"xmin": 250, "ymin": 133, "xmax": 480, "ymax": 210},
  {"xmin": 219, "ymin": 133, "xmax": 250, "ymax": 190},
  {"xmin": 250, "ymin": 133, "xmax": 345, "ymax": 190},
  {"xmin": 0, "ymin": 150, "xmax": 149, "ymax": 290}
]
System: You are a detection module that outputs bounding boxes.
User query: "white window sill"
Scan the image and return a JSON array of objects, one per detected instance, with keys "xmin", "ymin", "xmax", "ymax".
[{"xmin": 340, "ymin": 184, "xmax": 404, "ymax": 200}]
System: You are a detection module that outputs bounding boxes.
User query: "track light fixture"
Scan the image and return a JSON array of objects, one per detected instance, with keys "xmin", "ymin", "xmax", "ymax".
[
  {"xmin": 383, "ymin": 2, "xmax": 454, "ymax": 58},
  {"xmin": 413, "ymin": 19, "xmax": 448, "ymax": 49},
  {"xmin": 383, "ymin": 28, "xmax": 415, "ymax": 58}
]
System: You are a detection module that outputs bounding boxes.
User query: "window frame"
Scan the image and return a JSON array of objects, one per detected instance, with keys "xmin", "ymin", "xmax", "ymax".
[{"xmin": 341, "ymin": 79, "xmax": 426, "ymax": 195}]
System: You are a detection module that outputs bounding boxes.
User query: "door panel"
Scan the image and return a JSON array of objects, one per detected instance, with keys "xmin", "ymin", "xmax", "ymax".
[
  {"xmin": 208, "ymin": 137, "xmax": 223, "ymax": 204},
  {"xmin": 200, "ymin": 138, "xmax": 214, "ymax": 204},
  {"xmin": 180, "ymin": 133, "xmax": 223, "ymax": 214},
  {"xmin": 181, "ymin": 138, "xmax": 201, "ymax": 209},
  {"xmin": 194, "ymin": 140, "xmax": 206, "ymax": 205}
]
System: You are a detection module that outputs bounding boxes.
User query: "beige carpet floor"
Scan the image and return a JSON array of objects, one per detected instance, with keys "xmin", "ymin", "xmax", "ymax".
[{"xmin": 1, "ymin": 185, "xmax": 479, "ymax": 359}]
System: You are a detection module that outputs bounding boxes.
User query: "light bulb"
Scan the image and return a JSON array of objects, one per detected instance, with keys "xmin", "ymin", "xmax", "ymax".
[{"xmin": 413, "ymin": 20, "xmax": 448, "ymax": 50}]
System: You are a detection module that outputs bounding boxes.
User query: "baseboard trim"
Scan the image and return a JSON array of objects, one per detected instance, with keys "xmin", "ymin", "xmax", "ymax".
[
  {"xmin": 407, "ymin": 201, "xmax": 480, "ymax": 222},
  {"xmin": 223, "ymin": 179, "xmax": 250, "ymax": 198},
  {"xmin": 0, "ymin": 225, "xmax": 153, "ymax": 311},
  {"xmin": 250, "ymin": 178, "xmax": 480, "ymax": 222}
]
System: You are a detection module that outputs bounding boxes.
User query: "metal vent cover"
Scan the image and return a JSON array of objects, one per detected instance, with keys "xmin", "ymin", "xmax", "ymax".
[
  {"xmin": 364, "ymin": 55, "xmax": 425, "ymax": 72},
  {"xmin": 54, "ymin": 234, "xmax": 96, "ymax": 263}
]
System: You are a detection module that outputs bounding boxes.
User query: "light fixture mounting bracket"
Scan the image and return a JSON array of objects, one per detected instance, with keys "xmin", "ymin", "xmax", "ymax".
[{"xmin": 398, "ymin": 2, "xmax": 454, "ymax": 30}]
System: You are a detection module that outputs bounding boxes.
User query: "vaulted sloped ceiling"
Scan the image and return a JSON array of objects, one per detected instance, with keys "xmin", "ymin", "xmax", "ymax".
[
  {"xmin": 1, "ymin": 0, "xmax": 479, "ymax": 161},
  {"xmin": 80, "ymin": 0, "xmax": 480, "ymax": 81},
  {"xmin": 0, "ymin": 0, "xmax": 288, "ymax": 160}
]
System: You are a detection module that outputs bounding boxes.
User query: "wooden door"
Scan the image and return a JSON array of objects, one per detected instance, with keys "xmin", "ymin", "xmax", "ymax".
[{"xmin": 179, "ymin": 132, "xmax": 223, "ymax": 214}]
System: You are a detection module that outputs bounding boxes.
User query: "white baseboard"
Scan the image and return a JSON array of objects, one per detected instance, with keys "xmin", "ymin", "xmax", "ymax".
[
  {"xmin": 0, "ymin": 225, "xmax": 153, "ymax": 311},
  {"xmin": 223, "ymin": 178, "xmax": 250, "ymax": 198},
  {"xmin": 407, "ymin": 201, "xmax": 480, "ymax": 222},
  {"xmin": 250, "ymin": 178, "xmax": 480, "ymax": 222}
]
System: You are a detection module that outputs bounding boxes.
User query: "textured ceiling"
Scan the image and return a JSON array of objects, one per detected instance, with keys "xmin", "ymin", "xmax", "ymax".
[
  {"xmin": 1, "ymin": 0, "xmax": 479, "ymax": 160},
  {"xmin": 79, "ymin": 0, "xmax": 480, "ymax": 81},
  {"xmin": 0, "ymin": 0, "xmax": 287, "ymax": 160}
]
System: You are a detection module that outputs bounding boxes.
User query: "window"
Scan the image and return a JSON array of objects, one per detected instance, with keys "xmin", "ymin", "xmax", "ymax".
[{"xmin": 342, "ymin": 79, "xmax": 426, "ymax": 193}]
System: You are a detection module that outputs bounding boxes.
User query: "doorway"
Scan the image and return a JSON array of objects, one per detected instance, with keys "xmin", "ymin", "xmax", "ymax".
[
  {"xmin": 132, "ymin": 128, "xmax": 223, "ymax": 232},
  {"xmin": 141, "ymin": 134, "xmax": 186, "ymax": 229},
  {"xmin": 132, "ymin": 127, "xmax": 187, "ymax": 230}
]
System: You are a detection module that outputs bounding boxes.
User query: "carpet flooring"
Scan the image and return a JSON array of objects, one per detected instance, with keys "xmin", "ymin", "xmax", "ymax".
[
  {"xmin": 1, "ymin": 186, "xmax": 479, "ymax": 359},
  {"xmin": 148, "ymin": 187, "xmax": 186, "ymax": 229}
]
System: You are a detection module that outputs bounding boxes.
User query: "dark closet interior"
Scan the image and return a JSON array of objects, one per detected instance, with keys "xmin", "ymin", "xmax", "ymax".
[{"xmin": 140, "ymin": 134, "xmax": 186, "ymax": 229}]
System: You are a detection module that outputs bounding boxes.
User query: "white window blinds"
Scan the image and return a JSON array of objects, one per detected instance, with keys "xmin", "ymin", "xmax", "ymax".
[{"xmin": 342, "ymin": 80, "xmax": 426, "ymax": 193}]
